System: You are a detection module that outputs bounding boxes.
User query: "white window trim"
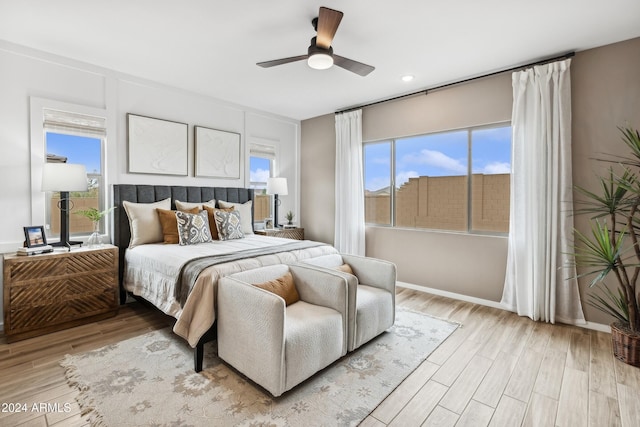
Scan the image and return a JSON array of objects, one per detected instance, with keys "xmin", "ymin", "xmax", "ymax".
[{"xmin": 29, "ymin": 97, "xmax": 108, "ymax": 236}]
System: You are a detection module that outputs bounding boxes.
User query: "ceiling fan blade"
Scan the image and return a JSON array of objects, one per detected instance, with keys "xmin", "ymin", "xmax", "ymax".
[
  {"xmin": 333, "ymin": 55, "xmax": 375, "ymax": 76},
  {"xmin": 316, "ymin": 7, "xmax": 343, "ymax": 49},
  {"xmin": 257, "ymin": 55, "xmax": 307, "ymax": 68}
]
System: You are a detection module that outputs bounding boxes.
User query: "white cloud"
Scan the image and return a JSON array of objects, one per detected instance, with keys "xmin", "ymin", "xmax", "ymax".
[
  {"xmin": 480, "ymin": 162, "xmax": 511, "ymax": 174},
  {"xmin": 395, "ymin": 170, "xmax": 419, "ymax": 187},
  {"xmin": 403, "ymin": 150, "xmax": 467, "ymax": 174},
  {"xmin": 250, "ymin": 168, "xmax": 270, "ymax": 183}
]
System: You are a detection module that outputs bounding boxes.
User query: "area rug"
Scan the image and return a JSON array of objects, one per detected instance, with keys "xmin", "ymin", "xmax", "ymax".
[{"xmin": 61, "ymin": 308, "xmax": 458, "ymax": 426}]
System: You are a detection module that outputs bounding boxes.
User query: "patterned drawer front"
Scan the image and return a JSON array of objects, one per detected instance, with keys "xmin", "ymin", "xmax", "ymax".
[
  {"xmin": 276, "ymin": 229, "xmax": 304, "ymax": 240},
  {"xmin": 10, "ymin": 274, "xmax": 116, "ymax": 309},
  {"xmin": 9, "ymin": 289, "xmax": 116, "ymax": 332},
  {"xmin": 9, "ymin": 258, "xmax": 66, "ymax": 282},
  {"xmin": 257, "ymin": 228, "xmax": 304, "ymax": 240},
  {"xmin": 66, "ymin": 250, "xmax": 115, "ymax": 274}
]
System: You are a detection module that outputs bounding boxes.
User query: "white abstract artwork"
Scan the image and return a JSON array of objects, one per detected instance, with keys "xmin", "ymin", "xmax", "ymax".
[
  {"xmin": 194, "ymin": 126, "xmax": 241, "ymax": 179},
  {"xmin": 127, "ymin": 114, "xmax": 188, "ymax": 175}
]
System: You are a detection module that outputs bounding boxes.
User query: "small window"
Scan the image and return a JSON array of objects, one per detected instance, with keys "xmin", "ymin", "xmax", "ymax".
[
  {"xmin": 42, "ymin": 107, "xmax": 106, "ymax": 239},
  {"xmin": 249, "ymin": 143, "xmax": 276, "ymax": 222}
]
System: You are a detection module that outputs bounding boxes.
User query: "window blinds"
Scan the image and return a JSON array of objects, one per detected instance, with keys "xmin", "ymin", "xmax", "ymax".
[
  {"xmin": 250, "ymin": 143, "xmax": 276, "ymax": 159},
  {"xmin": 43, "ymin": 108, "xmax": 107, "ymax": 137}
]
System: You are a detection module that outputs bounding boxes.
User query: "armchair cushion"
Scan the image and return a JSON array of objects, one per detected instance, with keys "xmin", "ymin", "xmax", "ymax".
[
  {"xmin": 253, "ymin": 271, "xmax": 300, "ymax": 306},
  {"xmin": 336, "ymin": 263, "xmax": 354, "ymax": 275}
]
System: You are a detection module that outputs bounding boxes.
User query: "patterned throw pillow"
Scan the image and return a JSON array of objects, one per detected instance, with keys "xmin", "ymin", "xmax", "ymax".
[
  {"xmin": 214, "ymin": 210, "xmax": 244, "ymax": 241},
  {"xmin": 176, "ymin": 210, "xmax": 213, "ymax": 245}
]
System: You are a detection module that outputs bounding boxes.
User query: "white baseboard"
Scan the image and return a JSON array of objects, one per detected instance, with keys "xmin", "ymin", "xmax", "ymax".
[{"xmin": 396, "ymin": 281, "xmax": 611, "ymax": 333}]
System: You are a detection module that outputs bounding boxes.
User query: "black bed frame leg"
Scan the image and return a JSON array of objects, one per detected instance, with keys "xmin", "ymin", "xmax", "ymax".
[{"xmin": 194, "ymin": 342, "xmax": 204, "ymax": 372}]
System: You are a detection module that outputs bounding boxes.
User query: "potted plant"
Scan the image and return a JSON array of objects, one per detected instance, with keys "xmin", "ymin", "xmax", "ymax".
[
  {"xmin": 574, "ymin": 126, "xmax": 640, "ymax": 366},
  {"xmin": 75, "ymin": 206, "xmax": 115, "ymax": 247},
  {"xmin": 285, "ymin": 211, "xmax": 295, "ymax": 226}
]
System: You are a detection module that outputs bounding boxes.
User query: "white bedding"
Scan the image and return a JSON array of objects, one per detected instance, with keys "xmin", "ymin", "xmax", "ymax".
[{"xmin": 124, "ymin": 234, "xmax": 339, "ymax": 346}]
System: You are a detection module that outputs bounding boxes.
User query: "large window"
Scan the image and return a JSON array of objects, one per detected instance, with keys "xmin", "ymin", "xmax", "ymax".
[{"xmin": 364, "ymin": 124, "xmax": 511, "ymax": 233}]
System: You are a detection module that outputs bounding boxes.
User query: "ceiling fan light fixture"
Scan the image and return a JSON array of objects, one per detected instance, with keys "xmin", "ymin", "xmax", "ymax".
[{"xmin": 308, "ymin": 52, "xmax": 334, "ymax": 70}]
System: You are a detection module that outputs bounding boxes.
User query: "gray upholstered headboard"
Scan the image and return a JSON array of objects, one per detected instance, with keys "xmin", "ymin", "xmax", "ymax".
[{"xmin": 112, "ymin": 184, "xmax": 255, "ymax": 302}]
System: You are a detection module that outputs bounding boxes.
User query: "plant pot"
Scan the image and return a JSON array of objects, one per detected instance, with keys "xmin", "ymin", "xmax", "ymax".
[{"xmin": 611, "ymin": 322, "xmax": 640, "ymax": 367}]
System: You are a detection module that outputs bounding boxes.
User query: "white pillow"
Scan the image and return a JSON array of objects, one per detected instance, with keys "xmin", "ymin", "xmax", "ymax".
[
  {"xmin": 123, "ymin": 198, "xmax": 171, "ymax": 248},
  {"xmin": 175, "ymin": 199, "xmax": 216, "ymax": 211},
  {"xmin": 218, "ymin": 200, "xmax": 254, "ymax": 235}
]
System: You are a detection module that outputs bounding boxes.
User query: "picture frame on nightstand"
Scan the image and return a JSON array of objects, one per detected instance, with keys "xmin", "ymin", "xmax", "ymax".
[{"xmin": 23, "ymin": 225, "xmax": 47, "ymax": 248}]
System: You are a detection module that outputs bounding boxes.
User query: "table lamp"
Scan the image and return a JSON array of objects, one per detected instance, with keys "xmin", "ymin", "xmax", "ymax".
[
  {"xmin": 42, "ymin": 163, "xmax": 88, "ymax": 250},
  {"xmin": 266, "ymin": 177, "xmax": 288, "ymax": 228}
]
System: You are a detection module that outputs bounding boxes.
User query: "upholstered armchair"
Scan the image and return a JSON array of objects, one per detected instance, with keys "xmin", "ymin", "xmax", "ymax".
[
  {"xmin": 300, "ymin": 253, "xmax": 396, "ymax": 351},
  {"xmin": 217, "ymin": 264, "xmax": 349, "ymax": 397}
]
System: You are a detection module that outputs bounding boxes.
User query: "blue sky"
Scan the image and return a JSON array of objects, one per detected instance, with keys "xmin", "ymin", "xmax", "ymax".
[
  {"xmin": 250, "ymin": 156, "xmax": 270, "ymax": 184},
  {"xmin": 46, "ymin": 132, "xmax": 102, "ymax": 173},
  {"xmin": 365, "ymin": 126, "xmax": 511, "ymax": 191}
]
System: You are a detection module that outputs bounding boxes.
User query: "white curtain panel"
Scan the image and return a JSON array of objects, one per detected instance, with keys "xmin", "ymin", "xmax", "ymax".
[
  {"xmin": 501, "ymin": 59, "xmax": 586, "ymax": 325},
  {"xmin": 334, "ymin": 110, "xmax": 365, "ymax": 255}
]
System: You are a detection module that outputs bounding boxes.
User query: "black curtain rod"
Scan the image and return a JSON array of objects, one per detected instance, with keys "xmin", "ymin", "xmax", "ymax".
[{"xmin": 335, "ymin": 51, "xmax": 575, "ymax": 115}]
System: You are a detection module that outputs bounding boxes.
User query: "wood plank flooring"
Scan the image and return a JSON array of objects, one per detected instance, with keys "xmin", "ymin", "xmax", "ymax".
[{"xmin": 0, "ymin": 287, "xmax": 637, "ymax": 426}]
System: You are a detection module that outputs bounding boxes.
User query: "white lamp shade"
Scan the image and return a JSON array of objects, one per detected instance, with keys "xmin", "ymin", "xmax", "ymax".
[
  {"xmin": 266, "ymin": 177, "xmax": 288, "ymax": 195},
  {"xmin": 42, "ymin": 163, "xmax": 88, "ymax": 192}
]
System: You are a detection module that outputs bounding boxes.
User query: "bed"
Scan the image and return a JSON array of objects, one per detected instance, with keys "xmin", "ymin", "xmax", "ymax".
[{"xmin": 112, "ymin": 184, "xmax": 339, "ymax": 371}]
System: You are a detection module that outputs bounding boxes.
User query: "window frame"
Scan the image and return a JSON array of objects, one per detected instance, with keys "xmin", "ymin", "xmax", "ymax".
[
  {"xmin": 248, "ymin": 141, "xmax": 278, "ymax": 224},
  {"xmin": 363, "ymin": 121, "xmax": 511, "ymax": 235},
  {"xmin": 30, "ymin": 97, "xmax": 108, "ymax": 242}
]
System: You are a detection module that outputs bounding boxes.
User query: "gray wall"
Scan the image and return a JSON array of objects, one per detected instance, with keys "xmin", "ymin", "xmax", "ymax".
[{"xmin": 300, "ymin": 37, "xmax": 640, "ymax": 323}]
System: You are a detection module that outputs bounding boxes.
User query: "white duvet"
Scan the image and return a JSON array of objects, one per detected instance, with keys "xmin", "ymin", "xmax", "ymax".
[{"xmin": 124, "ymin": 234, "xmax": 338, "ymax": 346}]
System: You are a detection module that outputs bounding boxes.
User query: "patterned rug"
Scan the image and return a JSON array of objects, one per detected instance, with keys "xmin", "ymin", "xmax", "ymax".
[{"xmin": 61, "ymin": 308, "xmax": 458, "ymax": 426}]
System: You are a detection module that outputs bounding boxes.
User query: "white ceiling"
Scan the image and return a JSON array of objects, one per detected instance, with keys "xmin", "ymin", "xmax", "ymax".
[{"xmin": 1, "ymin": 1, "xmax": 639, "ymax": 121}]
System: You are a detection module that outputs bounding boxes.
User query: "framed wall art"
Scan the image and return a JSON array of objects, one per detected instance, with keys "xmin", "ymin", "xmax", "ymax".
[
  {"xmin": 194, "ymin": 126, "xmax": 241, "ymax": 179},
  {"xmin": 127, "ymin": 114, "xmax": 188, "ymax": 175}
]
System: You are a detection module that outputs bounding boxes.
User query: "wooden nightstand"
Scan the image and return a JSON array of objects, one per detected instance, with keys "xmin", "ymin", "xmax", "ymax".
[
  {"xmin": 256, "ymin": 227, "xmax": 304, "ymax": 240},
  {"xmin": 3, "ymin": 245, "xmax": 119, "ymax": 342}
]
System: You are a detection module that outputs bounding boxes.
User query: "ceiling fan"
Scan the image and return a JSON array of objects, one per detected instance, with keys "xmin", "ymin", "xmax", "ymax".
[{"xmin": 257, "ymin": 6, "xmax": 375, "ymax": 77}]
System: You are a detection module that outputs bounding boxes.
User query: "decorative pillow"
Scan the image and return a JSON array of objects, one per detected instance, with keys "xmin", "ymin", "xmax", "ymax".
[
  {"xmin": 176, "ymin": 210, "xmax": 213, "ymax": 245},
  {"xmin": 214, "ymin": 210, "xmax": 244, "ymax": 241},
  {"xmin": 123, "ymin": 198, "xmax": 171, "ymax": 248},
  {"xmin": 175, "ymin": 199, "xmax": 216, "ymax": 211},
  {"xmin": 157, "ymin": 207, "xmax": 200, "ymax": 244},
  {"xmin": 218, "ymin": 200, "xmax": 253, "ymax": 235},
  {"xmin": 253, "ymin": 272, "xmax": 300, "ymax": 306},
  {"xmin": 203, "ymin": 205, "xmax": 234, "ymax": 240},
  {"xmin": 336, "ymin": 263, "xmax": 354, "ymax": 275}
]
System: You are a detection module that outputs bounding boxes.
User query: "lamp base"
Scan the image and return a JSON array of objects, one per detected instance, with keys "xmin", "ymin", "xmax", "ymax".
[{"xmin": 50, "ymin": 240, "xmax": 83, "ymax": 251}]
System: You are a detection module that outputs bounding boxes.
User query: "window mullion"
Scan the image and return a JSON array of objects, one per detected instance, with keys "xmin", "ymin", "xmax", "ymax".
[
  {"xmin": 391, "ymin": 139, "xmax": 396, "ymax": 227},
  {"xmin": 467, "ymin": 130, "xmax": 473, "ymax": 232}
]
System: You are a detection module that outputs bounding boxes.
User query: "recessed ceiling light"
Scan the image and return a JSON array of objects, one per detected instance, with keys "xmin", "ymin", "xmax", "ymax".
[{"xmin": 401, "ymin": 74, "xmax": 414, "ymax": 82}]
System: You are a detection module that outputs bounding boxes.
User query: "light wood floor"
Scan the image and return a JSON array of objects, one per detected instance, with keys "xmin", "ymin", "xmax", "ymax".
[{"xmin": 1, "ymin": 288, "xmax": 638, "ymax": 427}]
